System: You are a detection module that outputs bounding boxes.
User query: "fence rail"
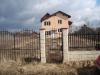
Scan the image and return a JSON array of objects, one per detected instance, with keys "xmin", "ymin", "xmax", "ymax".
[
  {"xmin": 0, "ymin": 29, "xmax": 41, "ymax": 63},
  {"xmin": 0, "ymin": 29, "xmax": 100, "ymax": 63},
  {"xmin": 69, "ymin": 34, "xmax": 100, "ymax": 51}
]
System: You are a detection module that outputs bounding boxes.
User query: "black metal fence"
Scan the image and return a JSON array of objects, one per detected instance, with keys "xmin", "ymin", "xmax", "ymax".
[
  {"xmin": 45, "ymin": 32, "xmax": 63, "ymax": 63},
  {"xmin": 0, "ymin": 29, "xmax": 100, "ymax": 63},
  {"xmin": 0, "ymin": 29, "xmax": 40, "ymax": 63},
  {"xmin": 69, "ymin": 33, "xmax": 100, "ymax": 51}
]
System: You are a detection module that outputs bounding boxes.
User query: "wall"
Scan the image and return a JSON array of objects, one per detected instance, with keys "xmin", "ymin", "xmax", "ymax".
[
  {"xmin": 41, "ymin": 14, "xmax": 69, "ymax": 31},
  {"xmin": 69, "ymin": 51, "xmax": 100, "ymax": 61}
]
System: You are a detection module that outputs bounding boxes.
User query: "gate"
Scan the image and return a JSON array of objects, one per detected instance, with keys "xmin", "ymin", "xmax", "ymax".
[{"xmin": 45, "ymin": 31, "xmax": 63, "ymax": 63}]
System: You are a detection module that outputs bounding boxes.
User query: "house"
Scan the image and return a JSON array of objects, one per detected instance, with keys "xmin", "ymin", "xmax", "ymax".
[{"xmin": 40, "ymin": 11, "xmax": 72, "ymax": 38}]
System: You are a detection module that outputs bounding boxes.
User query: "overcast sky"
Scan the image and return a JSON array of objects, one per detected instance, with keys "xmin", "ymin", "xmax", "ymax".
[{"xmin": 0, "ymin": 0, "xmax": 100, "ymax": 30}]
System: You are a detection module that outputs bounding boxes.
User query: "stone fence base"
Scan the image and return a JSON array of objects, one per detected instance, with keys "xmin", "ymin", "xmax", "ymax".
[{"xmin": 69, "ymin": 51, "xmax": 100, "ymax": 61}]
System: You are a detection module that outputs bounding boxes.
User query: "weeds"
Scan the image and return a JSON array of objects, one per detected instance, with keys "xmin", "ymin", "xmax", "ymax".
[{"xmin": 0, "ymin": 60, "xmax": 98, "ymax": 75}]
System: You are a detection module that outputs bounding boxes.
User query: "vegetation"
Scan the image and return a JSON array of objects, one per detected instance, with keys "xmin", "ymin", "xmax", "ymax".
[
  {"xmin": 74, "ymin": 25, "xmax": 100, "ymax": 34},
  {"xmin": 0, "ymin": 60, "xmax": 99, "ymax": 75}
]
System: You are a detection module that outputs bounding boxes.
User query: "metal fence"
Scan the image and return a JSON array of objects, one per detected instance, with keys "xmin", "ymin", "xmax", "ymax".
[
  {"xmin": 69, "ymin": 33, "xmax": 100, "ymax": 51},
  {"xmin": 0, "ymin": 29, "xmax": 40, "ymax": 63},
  {"xmin": 0, "ymin": 29, "xmax": 100, "ymax": 63},
  {"xmin": 45, "ymin": 32, "xmax": 63, "ymax": 63}
]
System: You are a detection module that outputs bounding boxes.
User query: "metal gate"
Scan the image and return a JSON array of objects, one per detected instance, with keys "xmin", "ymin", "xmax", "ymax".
[{"xmin": 45, "ymin": 31, "xmax": 63, "ymax": 63}]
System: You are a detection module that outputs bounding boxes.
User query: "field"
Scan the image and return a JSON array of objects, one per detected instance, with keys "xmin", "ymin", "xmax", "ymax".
[{"xmin": 0, "ymin": 33, "xmax": 40, "ymax": 49}]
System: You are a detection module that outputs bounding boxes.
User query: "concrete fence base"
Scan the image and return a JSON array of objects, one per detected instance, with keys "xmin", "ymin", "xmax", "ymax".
[
  {"xmin": 68, "ymin": 51, "xmax": 100, "ymax": 61},
  {"xmin": 40, "ymin": 28, "xmax": 100, "ymax": 63},
  {"xmin": 40, "ymin": 28, "xmax": 46, "ymax": 63}
]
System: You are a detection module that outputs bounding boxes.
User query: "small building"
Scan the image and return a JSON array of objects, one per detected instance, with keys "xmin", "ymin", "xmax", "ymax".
[{"xmin": 40, "ymin": 11, "xmax": 72, "ymax": 38}]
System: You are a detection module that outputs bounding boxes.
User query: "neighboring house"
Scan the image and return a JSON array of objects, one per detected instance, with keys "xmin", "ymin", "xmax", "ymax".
[{"xmin": 40, "ymin": 11, "xmax": 72, "ymax": 38}]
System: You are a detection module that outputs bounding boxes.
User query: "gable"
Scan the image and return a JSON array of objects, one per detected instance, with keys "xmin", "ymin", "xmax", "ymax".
[
  {"xmin": 53, "ymin": 11, "xmax": 71, "ymax": 18},
  {"xmin": 41, "ymin": 11, "xmax": 71, "ymax": 22},
  {"xmin": 55, "ymin": 13, "xmax": 68, "ymax": 20}
]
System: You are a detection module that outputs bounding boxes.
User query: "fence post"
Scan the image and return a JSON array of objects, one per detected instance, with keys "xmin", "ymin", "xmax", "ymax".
[
  {"xmin": 14, "ymin": 33, "xmax": 16, "ymax": 49},
  {"xmin": 62, "ymin": 28, "xmax": 69, "ymax": 63},
  {"xmin": 40, "ymin": 28, "xmax": 46, "ymax": 63}
]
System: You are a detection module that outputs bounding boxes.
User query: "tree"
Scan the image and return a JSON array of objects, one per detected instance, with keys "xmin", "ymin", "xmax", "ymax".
[
  {"xmin": 74, "ymin": 24, "xmax": 96, "ymax": 34},
  {"xmin": 96, "ymin": 27, "xmax": 100, "ymax": 34}
]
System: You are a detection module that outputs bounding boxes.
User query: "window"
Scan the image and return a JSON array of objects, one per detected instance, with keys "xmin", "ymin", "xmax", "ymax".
[
  {"xmin": 48, "ymin": 22, "xmax": 50, "ymax": 25},
  {"xmin": 44, "ymin": 22, "xmax": 46, "ymax": 26},
  {"xmin": 44, "ymin": 21, "xmax": 51, "ymax": 26},
  {"xmin": 45, "ymin": 31, "xmax": 51, "ymax": 35},
  {"xmin": 58, "ymin": 29, "xmax": 62, "ymax": 32},
  {"xmin": 47, "ymin": 22, "xmax": 49, "ymax": 25},
  {"xmin": 58, "ymin": 20, "xmax": 62, "ymax": 24},
  {"xmin": 45, "ymin": 31, "xmax": 48, "ymax": 35},
  {"xmin": 48, "ymin": 31, "xmax": 51, "ymax": 35}
]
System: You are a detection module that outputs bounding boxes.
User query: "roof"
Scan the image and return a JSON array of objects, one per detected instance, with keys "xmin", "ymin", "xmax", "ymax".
[
  {"xmin": 41, "ymin": 11, "xmax": 71, "ymax": 22},
  {"xmin": 68, "ymin": 21, "xmax": 72, "ymax": 25}
]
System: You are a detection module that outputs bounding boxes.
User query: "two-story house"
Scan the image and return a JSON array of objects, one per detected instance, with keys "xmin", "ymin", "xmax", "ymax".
[{"xmin": 40, "ymin": 11, "xmax": 72, "ymax": 38}]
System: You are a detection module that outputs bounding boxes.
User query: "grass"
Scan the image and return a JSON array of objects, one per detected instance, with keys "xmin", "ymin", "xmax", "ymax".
[{"xmin": 0, "ymin": 60, "xmax": 99, "ymax": 75}]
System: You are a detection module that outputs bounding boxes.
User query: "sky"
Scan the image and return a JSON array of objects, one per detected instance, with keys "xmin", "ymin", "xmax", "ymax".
[{"xmin": 0, "ymin": 0, "xmax": 100, "ymax": 30}]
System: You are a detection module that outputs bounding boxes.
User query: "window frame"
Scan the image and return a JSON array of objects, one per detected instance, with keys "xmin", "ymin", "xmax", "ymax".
[
  {"xmin": 58, "ymin": 20, "xmax": 62, "ymax": 24},
  {"xmin": 44, "ymin": 21, "xmax": 51, "ymax": 26},
  {"xmin": 45, "ymin": 31, "xmax": 51, "ymax": 35},
  {"xmin": 58, "ymin": 29, "xmax": 62, "ymax": 32},
  {"xmin": 44, "ymin": 22, "xmax": 46, "ymax": 26}
]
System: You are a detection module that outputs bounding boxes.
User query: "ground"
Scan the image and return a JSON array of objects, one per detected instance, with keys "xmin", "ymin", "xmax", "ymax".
[{"xmin": 0, "ymin": 60, "xmax": 100, "ymax": 75}]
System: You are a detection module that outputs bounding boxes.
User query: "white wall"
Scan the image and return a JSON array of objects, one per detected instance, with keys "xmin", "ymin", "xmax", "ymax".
[
  {"xmin": 69, "ymin": 51, "xmax": 100, "ymax": 61},
  {"xmin": 41, "ymin": 15, "xmax": 69, "ymax": 31}
]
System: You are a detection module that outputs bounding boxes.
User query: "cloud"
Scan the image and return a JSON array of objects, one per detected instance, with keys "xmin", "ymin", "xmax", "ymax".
[
  {"xmin": 0, "ymin": 0, "xmax": 100, "ymax": 30},
  {"xmin": 34, "ymin": 0, "xmax": 61, "ymax": 11}
]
